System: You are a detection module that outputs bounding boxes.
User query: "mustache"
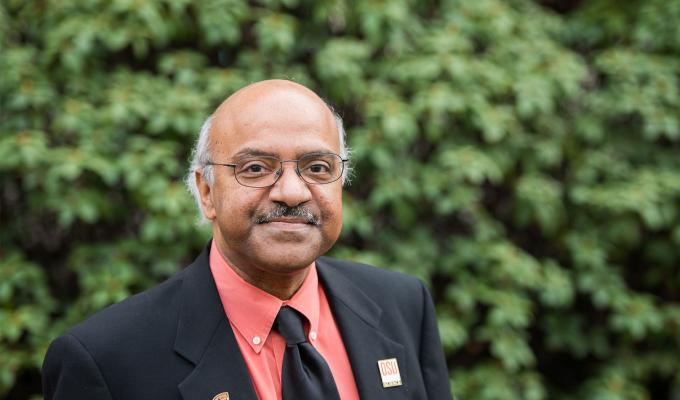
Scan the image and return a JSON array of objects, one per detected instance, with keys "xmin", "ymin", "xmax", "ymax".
[{"xmin": 254, "ymin": 204, "xmax": 320, "ymax": 226}]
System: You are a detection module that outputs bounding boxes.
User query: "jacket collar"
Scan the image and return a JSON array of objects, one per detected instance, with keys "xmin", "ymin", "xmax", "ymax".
[
  {"xmin": 174, "ymin": 243, "xmax": 258, "ymax": 400},
  {"xmin": 317, "ymin": 257, "xmax": 408, "ymax": 400},
  {"xmin": 172, "ymin": 244, "xmax": 407, "ymax": 400}
]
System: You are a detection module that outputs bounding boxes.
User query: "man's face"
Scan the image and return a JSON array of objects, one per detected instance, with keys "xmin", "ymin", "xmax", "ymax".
[{"xmin": 200, "ymin": 83, "xmax": 343, "ymax": 278}]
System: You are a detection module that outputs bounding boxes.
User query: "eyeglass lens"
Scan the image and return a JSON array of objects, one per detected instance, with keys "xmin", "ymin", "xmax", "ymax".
[{"xmin": 234, "ymin": 153, "xmax": 343, "ymax": 187}]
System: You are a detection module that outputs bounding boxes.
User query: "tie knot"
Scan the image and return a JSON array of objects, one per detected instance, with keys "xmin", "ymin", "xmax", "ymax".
[{"xmin": 275, "ymin": 306, "xmax": 307, "ymax": 345}]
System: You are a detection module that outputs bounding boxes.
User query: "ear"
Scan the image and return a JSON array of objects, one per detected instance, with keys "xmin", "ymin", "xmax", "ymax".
[{"xmin": 195, "ymin": 169, "xmax": 217, "ymax": 221}]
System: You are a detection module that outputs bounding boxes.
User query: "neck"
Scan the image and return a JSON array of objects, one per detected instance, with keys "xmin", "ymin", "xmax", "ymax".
[
  {"xmin": 230, "ymin": 262, "xmax": 309, "ymax": 300},
  {"xmin": 213, "ymin": 240, "xmax": 310, "ymax": 300}
]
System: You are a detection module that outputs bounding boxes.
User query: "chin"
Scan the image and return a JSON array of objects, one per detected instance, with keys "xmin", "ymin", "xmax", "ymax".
[{"xmin": 254, "ymin": 244, "xmax": 322, "ymax": 272}]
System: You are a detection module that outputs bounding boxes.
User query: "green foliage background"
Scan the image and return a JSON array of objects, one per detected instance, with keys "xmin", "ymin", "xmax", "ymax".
[{"xmin": 2, "ymin": 0, "xmax": 680, "ymax": 398}]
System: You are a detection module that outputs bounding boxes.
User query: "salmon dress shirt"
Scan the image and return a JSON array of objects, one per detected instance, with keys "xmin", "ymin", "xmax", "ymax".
[{"xmin": 209, "ymin": 241, "xmax": 360, "ymax": 400}]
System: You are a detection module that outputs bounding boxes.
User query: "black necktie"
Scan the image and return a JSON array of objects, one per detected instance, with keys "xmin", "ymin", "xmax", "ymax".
[{"xmin": 274, "ymin": 306, "xmax": 341, "ymax": 400}]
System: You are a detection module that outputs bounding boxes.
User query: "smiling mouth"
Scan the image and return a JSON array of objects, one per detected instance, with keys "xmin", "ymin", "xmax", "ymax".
[
  {"xmin": 259, "ymin": 220, "xmax": 318, "ymax": 231},
  {"xmin": 261, "ymin": 220, "xmax": 316, "ymax": 234},
  {"xmin": 266, "ymin": 218, "xmax": 313, "ymax": 225}
]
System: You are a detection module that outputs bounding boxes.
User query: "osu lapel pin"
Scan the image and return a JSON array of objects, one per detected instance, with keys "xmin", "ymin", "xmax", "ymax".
[
  {"xmin": 377, "ymin": 358, "xmax": 402, "ymax": 388},
  {"xmin": 212, "ymin": 392, "xmax": 229, "ymax": 400}
]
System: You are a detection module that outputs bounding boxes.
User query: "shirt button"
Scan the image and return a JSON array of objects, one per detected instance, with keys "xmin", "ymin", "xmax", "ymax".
[
  {"xmin": 252, "ymin": 336, "xmax": 261, "ymax": 345},
  {"xmin": 309, "ymin": 331, "xmax": 317, "ymax": 341}
]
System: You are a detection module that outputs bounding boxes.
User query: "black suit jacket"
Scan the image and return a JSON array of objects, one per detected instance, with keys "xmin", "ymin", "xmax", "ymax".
[{"xmin": 43, "ymin": 245, "xmax": 453, "ymax": 399}]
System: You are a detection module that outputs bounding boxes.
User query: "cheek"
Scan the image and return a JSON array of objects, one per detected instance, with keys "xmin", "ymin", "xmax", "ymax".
[
  {"xmin": 213, "ymin": 182, "xmax": 261, "ymax": 225},
  {"xmin": 318, "ymin": 186, "xmax": 343, "ymax": 233}
]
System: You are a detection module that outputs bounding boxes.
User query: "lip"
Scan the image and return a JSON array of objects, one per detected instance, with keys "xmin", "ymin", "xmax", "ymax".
[
  {"xmin": 268, "ymin": 217, "xmax": 311, "ymax": 224},
  {"xmin": 262, "ymin": 220, "xmax": 313, "ymax": 231}
]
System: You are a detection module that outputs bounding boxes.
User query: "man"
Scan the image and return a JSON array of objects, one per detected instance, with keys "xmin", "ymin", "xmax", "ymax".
[{"xmin": 42, "ymin": 80, "xmax": 452, "ymax": 400}]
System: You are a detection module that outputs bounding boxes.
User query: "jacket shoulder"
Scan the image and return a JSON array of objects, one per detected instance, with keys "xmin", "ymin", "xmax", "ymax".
[
  {"xmin": 317, "ymin": 256, "xmax": 426, "ymax": 299},
  {"xmin": 318, "ymin": 256, "xmax": 422, "ymax": 281},
  {"xmin": 66, "ymin": 269, "xmax": 186, "ymax": 349}
]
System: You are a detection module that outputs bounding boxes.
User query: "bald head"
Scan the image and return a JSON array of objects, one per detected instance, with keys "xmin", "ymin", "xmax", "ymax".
[
  {"xmin": 216, "ymin": 80, "xmax": 335, "ymax": 121},
  {"xmin": 186, "ymin": 80, "xmax": 350, "ymax": 224},
  {"xmin": 210, "ymin": 80, "xmax": 339, "ymax": 158}
]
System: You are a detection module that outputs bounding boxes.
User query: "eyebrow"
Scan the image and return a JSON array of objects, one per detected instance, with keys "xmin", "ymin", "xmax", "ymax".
[
  {"xmin": 232, "ymin": 148, "xmax": 277, "ymax": 159},
  {"xmin": 231, "ymin": 147, "xmax": 337, "ymax": 160}
]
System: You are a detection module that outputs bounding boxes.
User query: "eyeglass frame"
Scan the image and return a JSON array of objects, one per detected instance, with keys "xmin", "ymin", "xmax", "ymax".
[{"xmin": 204, "ymin": 152, "xmax": 349, "ymax": 188}]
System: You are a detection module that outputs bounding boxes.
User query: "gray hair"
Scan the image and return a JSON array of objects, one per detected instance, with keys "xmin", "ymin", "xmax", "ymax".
[{"xmin": 185, "ymin": 110, "xmax": 351, "ymax": 224}]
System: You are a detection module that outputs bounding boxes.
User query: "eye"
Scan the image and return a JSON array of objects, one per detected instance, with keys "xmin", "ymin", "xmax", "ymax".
[
  {"xmin": 238, "ymin": 160, "xmax": 274, "ymax": 176},
  {"xmin": 247, "ymin": 164, "xmax": 265, "ymax": 173},
  {"xmin": 306, "ymin": 162, "xmax": 331, "ymax": 174},
  {"xmin": 301, "ymin": 159, "xmax": 332, "ymax": 175}
]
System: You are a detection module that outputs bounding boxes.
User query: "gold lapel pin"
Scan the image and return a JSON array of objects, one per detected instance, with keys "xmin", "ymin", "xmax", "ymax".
[{"xmin": 212, "ymin": 392, "xmax": 229, "ymax": 400}]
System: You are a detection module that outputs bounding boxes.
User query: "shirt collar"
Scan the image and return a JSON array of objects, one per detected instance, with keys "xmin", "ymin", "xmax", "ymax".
[{"xmin": 209, "ymin": 241, "xmax": 320, "ymax": 353}]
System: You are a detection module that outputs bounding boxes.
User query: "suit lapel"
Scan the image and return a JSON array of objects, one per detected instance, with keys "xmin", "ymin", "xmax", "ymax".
[
  {"xmin": 172, "ymin": 247, "xmax": 409, "ymax": 400},
  {"xmin": 174, "ymin": 244, "xmax": 258, "ymax": 400},
  {"xmin": 317, "ymin": 258, "xmax": 408, "ymax": 400}
]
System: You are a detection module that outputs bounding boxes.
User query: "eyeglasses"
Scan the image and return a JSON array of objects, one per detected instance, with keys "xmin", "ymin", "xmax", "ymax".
[{"xmin": 205, "ymin": 153, "xmax": 348, "ymax": 188}]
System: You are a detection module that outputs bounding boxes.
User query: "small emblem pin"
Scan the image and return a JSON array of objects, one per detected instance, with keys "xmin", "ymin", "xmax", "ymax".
[
  {"xmin": 377, "ymin": 358, "xmax": 402, "ymax": 388},
  {"xmin": 212, "ymin": 392, "xmax": 229, "ymax": 400}
]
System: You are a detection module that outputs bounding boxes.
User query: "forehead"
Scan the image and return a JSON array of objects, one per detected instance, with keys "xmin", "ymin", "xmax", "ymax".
[{"xmin": 211, "ymin": 86, "xmax": 340, "ymax": 158}]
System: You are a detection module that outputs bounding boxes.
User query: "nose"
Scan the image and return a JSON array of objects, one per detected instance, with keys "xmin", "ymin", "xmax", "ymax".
[{"xmin": 268, "ymin": 162, "xmax": 312, "ymax": 207}]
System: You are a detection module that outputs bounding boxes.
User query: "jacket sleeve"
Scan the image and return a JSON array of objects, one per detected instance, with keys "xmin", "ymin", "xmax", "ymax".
[
  {"xmin": 42, "ymin": 333, "xmax": 114, "ymax": 400},
  {"xmin": 418, "ymin": 281, "xmax": 454, "ymax": 400}
]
